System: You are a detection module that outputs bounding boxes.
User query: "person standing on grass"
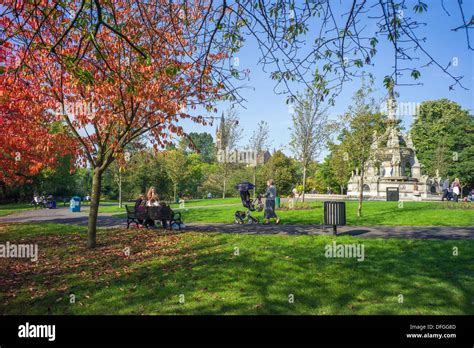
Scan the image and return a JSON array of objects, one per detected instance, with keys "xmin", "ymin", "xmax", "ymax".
[
  {"xmin": 264, "ymin": 179, "xmax": 280, "ymax": 225},
  {"xmin": 441, "ymin": 178, "xmax": 450, "ymax": 201}
]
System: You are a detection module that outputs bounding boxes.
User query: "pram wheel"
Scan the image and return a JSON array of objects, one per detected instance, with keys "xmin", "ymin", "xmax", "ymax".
[{"xmin": 247, "ymin": 217, "xmax": 259, "ymax": 224}]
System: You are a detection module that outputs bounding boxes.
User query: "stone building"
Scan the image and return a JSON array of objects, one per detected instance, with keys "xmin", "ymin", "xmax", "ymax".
[{"xmin": 347, "ymin": 89, "xmax": 439, "ymax": 200}]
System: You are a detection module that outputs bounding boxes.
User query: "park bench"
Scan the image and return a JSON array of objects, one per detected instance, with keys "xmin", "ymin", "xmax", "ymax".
[{"xmin": 125, "ymin": 205, "xmax": 183, "ymax": 230}]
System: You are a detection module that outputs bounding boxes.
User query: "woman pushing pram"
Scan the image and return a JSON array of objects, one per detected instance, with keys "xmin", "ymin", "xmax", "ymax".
[
  {"xmin": 263, "ymin": 179, "xmax": 280, "ymax": 225},
  {"xmin": 233, "ymin": 179, "xmax": 280, "ymax": 225}
]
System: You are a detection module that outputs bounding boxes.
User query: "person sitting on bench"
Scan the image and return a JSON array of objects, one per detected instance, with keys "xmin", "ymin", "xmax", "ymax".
[
  {"xmin": 146, "ymin": 194, "xmax": 168, "ymax": 229},
  {"xmin": 134, "ymin": 194, "xmax": 146, "ymax": 227}
]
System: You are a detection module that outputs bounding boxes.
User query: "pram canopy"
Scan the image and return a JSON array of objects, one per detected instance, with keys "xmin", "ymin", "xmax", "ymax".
[
  {"xmin": 235, "ymin": 182, "xmax": 255, "ymax": 192},
  {"xmin": 235, "ymin": 182, "xmax": 255, "ymax": 210}
]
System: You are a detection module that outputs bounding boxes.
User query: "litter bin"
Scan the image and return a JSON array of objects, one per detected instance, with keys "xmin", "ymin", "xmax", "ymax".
[
  {"xmin": 70, "ymin": 196, "xmax": 81, "ymax": 213},
  {"xmin": 275, "ymin": 195, "xmax": 280, "ymax": 209},
  {"xmin": 323, "ymin": 201, "xmax": 346, "ymax": 236},
  {"xmin": 386, "ymin": 187, "xmax": 399, "ymax": 201}
]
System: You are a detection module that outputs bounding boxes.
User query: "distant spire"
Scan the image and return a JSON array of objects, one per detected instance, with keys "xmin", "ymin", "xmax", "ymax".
[
  {"xmin": 220, "ymin": 111, "xmax": 225, "ymax": 129},
  {"xmin": 387, "ymin": 86, "xmax": 397, "ymax": 122}
]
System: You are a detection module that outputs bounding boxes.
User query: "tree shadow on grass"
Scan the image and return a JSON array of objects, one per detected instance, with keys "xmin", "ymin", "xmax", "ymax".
[{"xmin": 1, "ymin": 228, "xmax": 473, "ymax": 315}]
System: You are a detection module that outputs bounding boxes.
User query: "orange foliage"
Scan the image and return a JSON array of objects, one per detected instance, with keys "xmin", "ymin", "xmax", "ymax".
[{"xmin": 1, "ymin": 1, "xmax": 226, "ymax": 173}]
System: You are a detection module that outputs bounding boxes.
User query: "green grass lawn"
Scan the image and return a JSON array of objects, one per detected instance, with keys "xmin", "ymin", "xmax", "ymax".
[
  {"xmin": 0, "ymin": 203, "xmax": 34, "ymax": 217},
  {"xmin": 0, "ymin": 223, "xmax": 473, "ymax": 315},
  {"xmin": 111, "ymin": 200, "xmax": 474, "ymax": 226}
]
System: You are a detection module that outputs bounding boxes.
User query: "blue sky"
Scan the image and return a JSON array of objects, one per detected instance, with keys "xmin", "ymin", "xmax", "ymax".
[{"xmin": 179, "ymin": 1, "xmax": 473, "ymax": 160}]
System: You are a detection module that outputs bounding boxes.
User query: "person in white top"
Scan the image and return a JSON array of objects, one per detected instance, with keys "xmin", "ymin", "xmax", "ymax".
[{"xmin": 452, "ymin": 178, "xmax": 461, "ymax": 202}]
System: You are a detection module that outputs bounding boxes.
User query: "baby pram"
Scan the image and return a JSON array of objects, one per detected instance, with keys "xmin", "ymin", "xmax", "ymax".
[{"xmin": 234, "ymin": 182, "xmax": 263, "ymax": 224}]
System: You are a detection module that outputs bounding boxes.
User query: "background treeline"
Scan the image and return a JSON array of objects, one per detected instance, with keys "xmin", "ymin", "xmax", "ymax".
[{"xmin": 1, "ymin": 98, "xmax": 472, "ymax": 202}]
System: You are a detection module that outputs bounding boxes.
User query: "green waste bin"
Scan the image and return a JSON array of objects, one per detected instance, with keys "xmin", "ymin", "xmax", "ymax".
[{"xmin": 275, "ymin": 195, "xmax": 280, "ymax": 209}]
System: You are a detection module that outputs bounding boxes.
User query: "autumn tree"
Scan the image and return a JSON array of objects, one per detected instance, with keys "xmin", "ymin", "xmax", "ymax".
[
  {"xmin": 0, "ymin": 53, "xmax": 74, "ymax": 186},
  {"xmin": 2, "ymin": 1, "xmax": 470, "ymax": 103},
  {"xmin": 1, "ymin": 3, "xmax": 226, "ymax": 247}
]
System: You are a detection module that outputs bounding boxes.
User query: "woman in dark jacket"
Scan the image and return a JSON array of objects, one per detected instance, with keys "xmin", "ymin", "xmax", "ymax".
[
  {"xmin": 134, "ymin": 194, "xmax": 146, "ymax": 226},
  {"xmin": 264, "ymin": 179, "xmax": 280, "ymax": 224}
]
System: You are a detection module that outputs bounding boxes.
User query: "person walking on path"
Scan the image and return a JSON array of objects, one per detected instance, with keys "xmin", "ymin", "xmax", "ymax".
[
  {"xmin": 441, "ymin": 178, "xmax": 450, "ymax": 201},
  {"xmin": 264, "ymin": 179, "xmax": 280, "ymax": 225}
]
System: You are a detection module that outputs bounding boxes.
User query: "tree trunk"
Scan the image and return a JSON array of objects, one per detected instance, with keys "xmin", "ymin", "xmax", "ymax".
[
  {"xmin": 302, "ymin": 164, "xmax": 307, "ymax": 202},
  {"xmin": 118, "ymin": 171, "xmax": 122, "ymax": 209},
  {"xmin": 340, "ymin": 185, "xmax": 344, "ymax": 195},
  {"xmin": 222, "ymin": 177, "xmax": 226, "ymax": 199},
  {"xmin": 0, "ymin": 182, "xmax": 6, "ymax": 201},
  {"xmin": 222, "ymin": 159, "xmax": 227, "ymax": 199},
  {"xmin": 357, "ymin": 168, "xmax": 364, "ymax": 217},
  {"xmin": 87, "ymin": 168, "xmax": 103, "ymax": 248},
  {"xmin": 173, "ymin": 183, "xmax": 177, "ymax": 202},
  {"xmin": 222, "ymin": 152, "xmax": 227, "ymax": 199}
]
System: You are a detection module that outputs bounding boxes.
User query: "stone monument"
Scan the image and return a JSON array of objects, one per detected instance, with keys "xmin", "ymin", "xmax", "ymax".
[{"xmin": 347, "ymin": 88, "xmax": 438, "ymax": 200}]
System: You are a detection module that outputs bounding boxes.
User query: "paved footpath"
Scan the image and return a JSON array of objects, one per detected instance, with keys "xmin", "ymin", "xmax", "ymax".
[{"xmin": 0, "ymin": 206, "xmax": 473, "ymax": 240}]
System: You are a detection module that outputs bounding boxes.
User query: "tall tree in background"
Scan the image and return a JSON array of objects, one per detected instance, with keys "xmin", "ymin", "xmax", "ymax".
[
  {"xmin": 249, "ymin": 121, "xmax": 270, "ymax": 154},
  {"xmin": 112, "ymin": 139, "xmax": 146, "ymax": 208},
  {"xmin": 327, "ymin": 142, "xmax": 352, "ymax": 194},
  {"xmin": 248, "ymin": 120, "xmax": 271, "ymax": 195},
  {"xmin": 411, "ymin": 99, "xmax": 474, "ymax": 192},
  {"xmin": 183, "ymin": 132, "xmax": 216, "ymax": 163},
  {"xmin": 259, "ymin": 151, "xmax": 299, "ymax": 196},
  {"xmin": 289, "ymin": 83, "xmax": 330, "ymax": 202},
  {"xmin": 164, "ymin": 149, "xmax": 190, "ymax": 202},
  {"xmin": 340, "ymin": 80, "xmax": 384, "ymax": 217}
]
